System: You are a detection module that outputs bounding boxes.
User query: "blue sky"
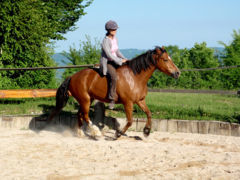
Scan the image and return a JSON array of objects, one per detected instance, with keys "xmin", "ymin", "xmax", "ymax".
[{"xmin": 54, "ymin": 0, "xmax": 240, "ymax": 52}]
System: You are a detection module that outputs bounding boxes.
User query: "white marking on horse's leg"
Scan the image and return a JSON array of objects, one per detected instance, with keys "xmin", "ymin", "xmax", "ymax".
[
  {"xmin": 88, "ymin": 121, "xmax": 102, "ymax": 137},
  {"xmin": 77, "ymin": 128, "xmax": 84, "ymax": 137}
]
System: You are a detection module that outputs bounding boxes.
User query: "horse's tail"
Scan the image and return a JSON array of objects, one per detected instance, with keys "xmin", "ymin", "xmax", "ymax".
[
  {"xmin": 45, "ymin": 77, "xmax": 71, "ymax": 125},
  {"xmin": 55, "ymin": 77, "xmax": 71, "ymax": 109}
]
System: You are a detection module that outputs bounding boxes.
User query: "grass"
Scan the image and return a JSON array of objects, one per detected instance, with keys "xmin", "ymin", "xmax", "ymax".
[
  {"xmin": 0, "ymin": 97, "xmax": 77, "ymax": 115},
  {"xmin": 108, "ymin": 92, "xmax": 240, "ymax": 123},
  {"xmin": 0, "ymin": 92, "xmax": 240, "ymax": 123}
]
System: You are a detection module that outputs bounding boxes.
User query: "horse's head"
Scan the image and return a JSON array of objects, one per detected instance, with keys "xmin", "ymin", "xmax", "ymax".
[{"xmin": 153, "ymin": 46, "xmax": 181, "ymax": 79}]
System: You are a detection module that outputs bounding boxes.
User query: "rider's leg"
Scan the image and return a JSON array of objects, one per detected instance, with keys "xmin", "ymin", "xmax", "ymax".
[{"xmin": 107, "ymin": 63, "xmax": 117, "ymax": 109}]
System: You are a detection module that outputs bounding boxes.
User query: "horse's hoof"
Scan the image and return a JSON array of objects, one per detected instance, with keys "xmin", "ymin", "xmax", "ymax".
[
  {"xmin": 115, "ymin": 130, "xmax": 122, "ymax": 138},
  {"xmin": 76, "ymin": 128, "xmax": 84, "ymax": 138},
  {"xmin": 88, "ymin": 125, "xmax": 102, "ymax": 138},
  {"xmin": 143, "ymin": 127, "xmax": 151, "ymax": 137}
]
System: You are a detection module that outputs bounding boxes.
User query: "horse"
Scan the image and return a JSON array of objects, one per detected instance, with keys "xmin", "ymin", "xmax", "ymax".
[{"xmin": 46, "ymin": 46, "xmax": 180, "ymax": 138}]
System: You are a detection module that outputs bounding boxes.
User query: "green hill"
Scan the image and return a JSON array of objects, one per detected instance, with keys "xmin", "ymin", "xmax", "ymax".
[{"xmin": 120, "ymin": 49, "xmax": 146, "ymax": 59}]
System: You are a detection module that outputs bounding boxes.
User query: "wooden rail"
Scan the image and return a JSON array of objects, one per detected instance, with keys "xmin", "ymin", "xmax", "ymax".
[
  {"xmin": 0, "ymin": 89, "xmax": 238, "ymax": 99},
  {"xmin": 0, "ymin": 89, "xmax": 58, "ymax": 98}
]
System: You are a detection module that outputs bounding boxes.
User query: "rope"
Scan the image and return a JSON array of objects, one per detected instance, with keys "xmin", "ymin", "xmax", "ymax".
[
  {"xmin": 181, "ymin": 65, "xmax": 240, "ymax": 72},
  {"xmin": 0, "ymin": 64, "xmax": 239, "ymax": 72},
  {"xmin": 0, "ymin": 64, "xmax": 98, "ymax": 71}
]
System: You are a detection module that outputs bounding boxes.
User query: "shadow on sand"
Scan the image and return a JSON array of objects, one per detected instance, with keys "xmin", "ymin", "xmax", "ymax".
[{"xmin": 29, "ymin": 102, "xmax": 142, "ymax": 141}]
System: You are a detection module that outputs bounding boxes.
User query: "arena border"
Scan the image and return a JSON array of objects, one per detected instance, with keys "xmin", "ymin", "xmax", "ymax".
[{"xmin": 0, "ymin": 115, "xmax": 239, "ymax": 137}]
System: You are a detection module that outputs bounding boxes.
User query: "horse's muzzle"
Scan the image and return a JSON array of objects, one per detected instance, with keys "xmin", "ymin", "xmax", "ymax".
[{"xmin": 172, "ymin": 71, "xmax": 181, "ymax": 79}]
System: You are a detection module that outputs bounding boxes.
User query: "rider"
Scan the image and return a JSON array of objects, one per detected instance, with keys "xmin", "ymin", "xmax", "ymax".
[{"xmin": 100, "ymin": 20, "xmax": 127, "ymax": 109}]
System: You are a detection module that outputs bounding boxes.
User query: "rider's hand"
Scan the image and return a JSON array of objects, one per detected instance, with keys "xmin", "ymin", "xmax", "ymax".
[{"xmin": 122, "ymin": 59, "xmax": 127, "ymax": 63}]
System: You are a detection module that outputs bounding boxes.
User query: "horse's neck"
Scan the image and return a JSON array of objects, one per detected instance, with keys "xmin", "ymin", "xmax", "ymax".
[
  {"xmin": 118, "ymin": 64, "xmax": 156, "ymax": 87},
  {"xmin": 136, "ymin": 65, "xmax": 156, "ymax": 85}
]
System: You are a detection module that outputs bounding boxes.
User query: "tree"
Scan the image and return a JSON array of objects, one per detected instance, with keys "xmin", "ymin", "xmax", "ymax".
[
  {"xmin": 219, "ymin": 29, "xmax": 240, "ymax": 89},
  {"xmin": 62, "ymin": 35, "xmax": 101, "ymax": 79},
  {"xmin": 0, "ymin": 0, "xmax": 92, "ymax": 89},
  {"xmin": 187, "ymin": 42, "xmax": 221, "ymax": 89},
  {"xmin": 173, "ymin": 48, "xmax": 195, "ymax": 89}
]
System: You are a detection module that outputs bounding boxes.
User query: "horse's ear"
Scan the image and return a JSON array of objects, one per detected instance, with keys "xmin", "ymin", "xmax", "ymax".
[
  {"xmin": 155, "ymin": 47, "xmax": 161, "ymax": 54},
  {"xmin": 161, "ymin": 46, "xmax": 165, "ymax": 50}
]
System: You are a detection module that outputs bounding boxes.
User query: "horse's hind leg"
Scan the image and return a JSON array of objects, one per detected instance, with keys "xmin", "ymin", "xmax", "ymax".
[
  {"xmin": 79, "ymin": 97, "xmax": 101, "ymax": 138},
  {"xmin": 75, "ymin": 107, "xmax": 84, "ymax": 137}
]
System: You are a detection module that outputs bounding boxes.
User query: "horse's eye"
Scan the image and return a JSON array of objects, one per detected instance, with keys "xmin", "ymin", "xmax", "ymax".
[{"xmin": 163, "ymin": 59, "xmax": 168, "ymax": 62}]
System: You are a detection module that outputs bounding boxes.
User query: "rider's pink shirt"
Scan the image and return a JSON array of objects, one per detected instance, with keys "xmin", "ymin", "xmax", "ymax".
[{"xmin": 110, "ymin": 37, "xmax": 118, "ymax": 57}]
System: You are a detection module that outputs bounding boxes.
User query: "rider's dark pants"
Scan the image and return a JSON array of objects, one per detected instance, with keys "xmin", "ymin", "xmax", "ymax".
[{"xmin": 107, "ymin": 62, "xmax": 117, "ymax": 101}]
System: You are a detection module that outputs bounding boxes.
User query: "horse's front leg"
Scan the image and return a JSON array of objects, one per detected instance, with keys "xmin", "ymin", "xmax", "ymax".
[
  {"xmin": 136, "ymin": 99, "xmax": 152, "ymax": 137},
  {"xmin": 116, "ymin": 102, "xmax": 133, "ymax": 138}
]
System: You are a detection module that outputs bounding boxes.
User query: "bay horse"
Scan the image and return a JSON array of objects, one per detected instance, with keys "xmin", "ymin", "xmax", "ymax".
[{"xmin": 46, "ymin": 46, "xmax": 180, "ymax": 138}]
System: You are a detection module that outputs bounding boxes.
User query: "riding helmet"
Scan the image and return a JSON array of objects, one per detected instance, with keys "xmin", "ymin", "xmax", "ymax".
[{"xmin": 105, "ymin": 20, "xmax": 119, "ymax": 30}]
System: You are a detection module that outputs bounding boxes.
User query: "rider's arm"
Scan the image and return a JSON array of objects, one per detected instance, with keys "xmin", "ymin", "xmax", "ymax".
[{"xmin": 116, "ymin": 49, "xmax": 126, "ymax": 59}]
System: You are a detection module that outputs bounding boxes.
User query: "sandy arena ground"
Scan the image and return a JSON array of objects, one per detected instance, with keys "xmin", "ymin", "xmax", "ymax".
[{"xmin": 0, "ymin": 126, "xmax": 240, "ymax": 180}]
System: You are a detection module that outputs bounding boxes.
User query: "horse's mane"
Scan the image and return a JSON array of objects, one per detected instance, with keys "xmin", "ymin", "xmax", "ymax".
[{"xmin": 126, "ymin": 47, "xmax": 165, "ymax": 74}]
